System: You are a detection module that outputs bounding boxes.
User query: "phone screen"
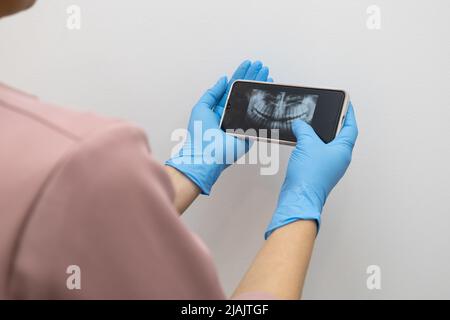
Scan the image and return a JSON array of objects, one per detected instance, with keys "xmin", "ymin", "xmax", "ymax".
[{"xmin": 220, "ymin": 81, "xmax": 347, "ymax": 143}]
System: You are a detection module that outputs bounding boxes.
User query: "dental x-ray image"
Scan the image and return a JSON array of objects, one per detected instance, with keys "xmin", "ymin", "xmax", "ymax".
[
  {"xmin": 245, "ymin": 89, "xmax": 318, "ymax": 135},
  {"xmin": 221, "ymin": 82, "xmax": 331, "ymax": 142}
]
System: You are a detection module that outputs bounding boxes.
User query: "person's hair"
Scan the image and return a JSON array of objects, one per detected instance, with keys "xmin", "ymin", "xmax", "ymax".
[{"xmin": 0, "ymin": 0, "xmax": 36, "ymax": 18}]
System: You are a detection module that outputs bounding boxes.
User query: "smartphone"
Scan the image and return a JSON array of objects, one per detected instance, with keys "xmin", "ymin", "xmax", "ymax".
[{"xmin": 219, "ymin": 80, "xmax": 349, "ymax": 145}]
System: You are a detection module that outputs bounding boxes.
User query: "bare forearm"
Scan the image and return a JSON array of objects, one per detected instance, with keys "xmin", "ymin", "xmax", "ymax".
[
  {"xmin": 164, "ymin": 165, "xmax": 200, "ymax": 214},
  {"xmin": 232, "ymin": 220, "xmax": 316, "ymax": 300}
]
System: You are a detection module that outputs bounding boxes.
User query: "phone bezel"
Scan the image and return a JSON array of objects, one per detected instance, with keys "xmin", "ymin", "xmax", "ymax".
[{"xmin": 219, "ymin": 80, "xmax": 349, "ymax": 146}]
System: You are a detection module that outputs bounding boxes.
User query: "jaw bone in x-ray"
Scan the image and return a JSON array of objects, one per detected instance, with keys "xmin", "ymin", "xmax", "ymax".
[{"xmin": 245, "ymin": 89, "xmax": 318, "ymax": 134}]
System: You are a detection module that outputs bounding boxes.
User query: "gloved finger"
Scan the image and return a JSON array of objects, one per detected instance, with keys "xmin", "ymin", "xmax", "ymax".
[
  {"xmin": 255, "ymin": 66, "xmax": 269, "ymax": 82},
  {"xmin": 244, "ymin": 60, "xmax": 263, "ymax": 80},
  {"xmin": 229, "ymin": 60, "xmax": 251, "ymax": 83},
  {"xmin": 291, "ymin": 119, "xmax": 319, "ymax": 144},
  {"xmin": 216, "ymin": 61, "xmax": 266, "ymax": 117},
  {"xmin": 197, "ymin": 76, "xmax": 228, "ymax": 109},
  {"xmin": 214, "ymin": 104, "xmax": 225, "ymax": 119},
  {"xmin": 217, "ymin": 60, "xmax": 252, "ymax": 111},
  {"xmin": 267, "ymin": 77, "xmax": 274, "ymax": 83},
  {"xmin": 333, "ymin": 102, "xmax": 358, "ymax": 147}
]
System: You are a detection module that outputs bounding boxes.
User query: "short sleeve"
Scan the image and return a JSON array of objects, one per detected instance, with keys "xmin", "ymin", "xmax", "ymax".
[{"xmin": 8, "ymin": 123, "xmax": 225, "ymax": 299}]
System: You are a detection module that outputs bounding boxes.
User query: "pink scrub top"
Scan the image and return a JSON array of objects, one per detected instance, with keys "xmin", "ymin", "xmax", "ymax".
[{"xmin": 0, "ymin": 83, "xmax": 271, "ymax": 299}]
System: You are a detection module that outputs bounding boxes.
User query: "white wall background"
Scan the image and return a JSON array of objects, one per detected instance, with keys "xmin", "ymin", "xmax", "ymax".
[{"xmin": 1, "ymin": 0, "xmax": 449, "ymax": 299}]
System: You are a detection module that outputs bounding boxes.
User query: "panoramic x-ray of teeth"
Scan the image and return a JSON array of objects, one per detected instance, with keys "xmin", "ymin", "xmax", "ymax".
[{"xmin": 245, "ymin": 89, "xmax": 318, "ymax": 135}]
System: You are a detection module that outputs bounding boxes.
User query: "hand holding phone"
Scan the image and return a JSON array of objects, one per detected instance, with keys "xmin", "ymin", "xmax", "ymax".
[
  {"xmin": 265, "ymin": 103, "xmax": 358, "ymax": 238},
  {"xmin": 166, "ymin": 61, "xmax": 273, "ymax": 195}
]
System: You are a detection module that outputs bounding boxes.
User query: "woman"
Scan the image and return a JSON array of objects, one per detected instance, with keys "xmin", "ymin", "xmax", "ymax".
[{"xmin": 0, "ymin": 1, "xmax": 358, "ymax": 299}]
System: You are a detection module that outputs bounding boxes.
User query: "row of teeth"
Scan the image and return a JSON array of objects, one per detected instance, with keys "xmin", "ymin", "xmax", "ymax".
[
  {"xmin": 255, "ymin": 103, "xmax": 310, "ymax": 121},
  {"xmin": 246, "ymin": 107, "xmax": 294, "ymax": 131}
]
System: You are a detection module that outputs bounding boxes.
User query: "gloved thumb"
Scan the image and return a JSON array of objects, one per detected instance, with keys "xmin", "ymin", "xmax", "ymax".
[{"xmin": 291, "ymin": 119, "xmax": 317, "ymax": 143}]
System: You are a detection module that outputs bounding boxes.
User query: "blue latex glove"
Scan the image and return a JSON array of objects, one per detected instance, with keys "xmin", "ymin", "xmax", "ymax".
[
  {"xmin": 265, "ymin": 103, "xmax": 359, "ymax": 239},
  {"xmin": 166, "ymin": 60, "xmax": 272, "ymax": 195}
]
